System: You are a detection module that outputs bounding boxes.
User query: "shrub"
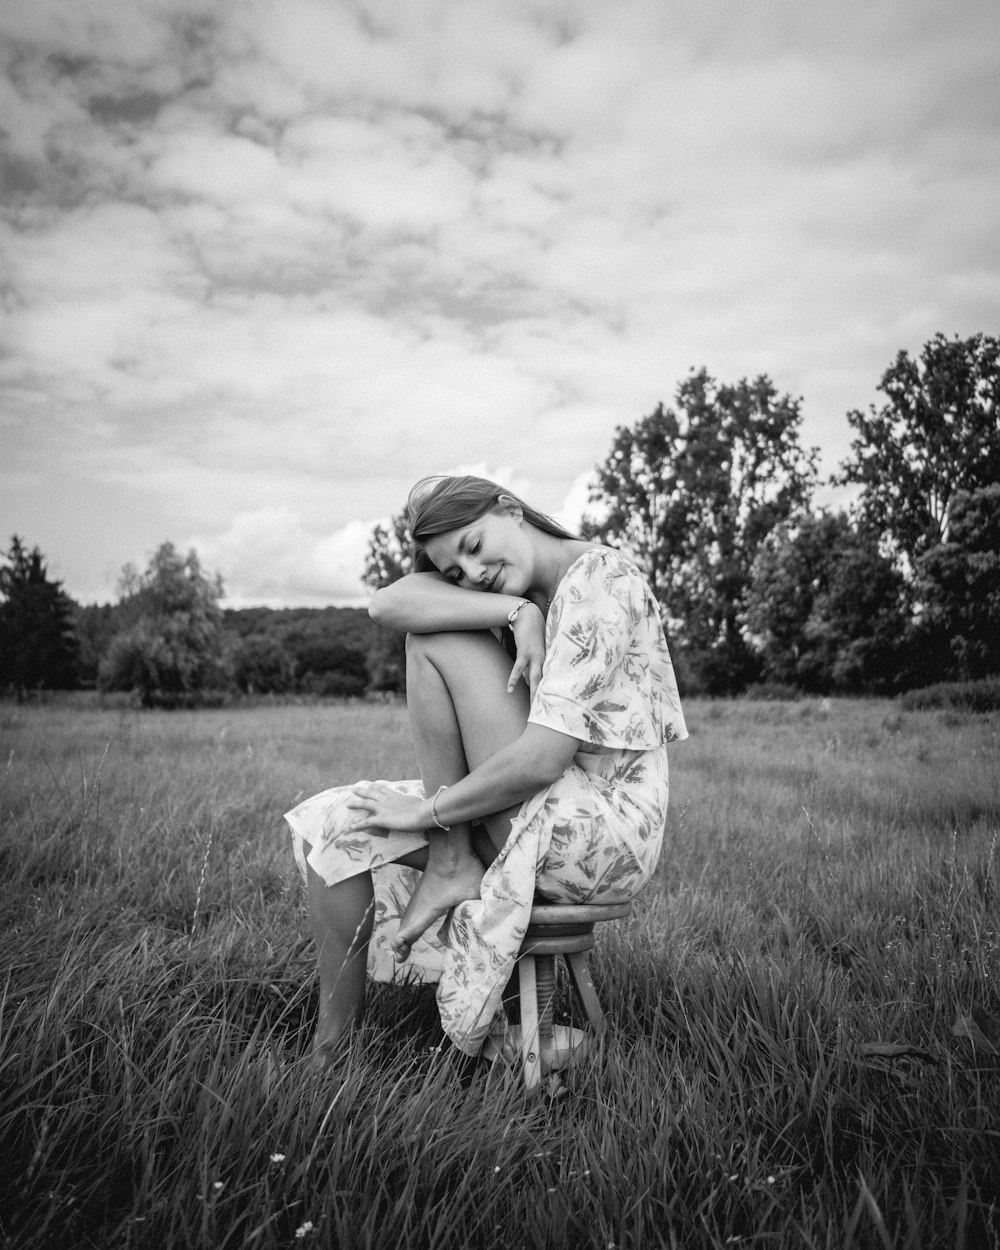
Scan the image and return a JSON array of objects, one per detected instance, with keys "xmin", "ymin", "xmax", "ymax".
[
  {"xmin": 899, "ymin": 677, "xmax": 1000, "ymax": 712},
  {"xmin": 231, "ymin": 633, "xmax": 295, "ymax": 694}
]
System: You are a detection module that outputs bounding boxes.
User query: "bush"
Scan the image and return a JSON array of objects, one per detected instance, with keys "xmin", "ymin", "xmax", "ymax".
[
  {"xmin": 231, "ymin": 633, "xmax": 295, "ymax": 694},
  {"xmin": 98, "ymin": 544, "xmax": 230, "ymax": 706},
  {"xmin": 899, "ymin": 677, "xmax": 1000, "ymax": 712},
  {"xmin": 99, "ymin": 618, "xmax": 231, "ymax": 708}
]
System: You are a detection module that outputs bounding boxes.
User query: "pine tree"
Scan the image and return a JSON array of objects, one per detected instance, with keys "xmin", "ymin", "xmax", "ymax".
[{"xmin": 0, "ymin": 536, "xmax": 79, "ymax": 694}]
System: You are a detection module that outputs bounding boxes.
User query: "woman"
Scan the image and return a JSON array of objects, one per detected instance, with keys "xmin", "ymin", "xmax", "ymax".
[{"xmin": 285, "ymin": 474, "xmax": 687, "ymax": 1061}]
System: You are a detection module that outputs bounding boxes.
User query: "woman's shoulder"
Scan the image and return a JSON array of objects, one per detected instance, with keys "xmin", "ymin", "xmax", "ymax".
[
  {"xmin": 566, "ymin": 545, "xmax": 646, "ymax": 589},
  {"xmin": 550, "ymin": 547, "xmax": 655, "ymax": 629}
]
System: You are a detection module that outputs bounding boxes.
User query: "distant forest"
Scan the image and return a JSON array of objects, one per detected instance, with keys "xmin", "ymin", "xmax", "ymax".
[
  {"xmin": 70, "ymin": 591, "xmax": 387, "ymax": 703},
  {"xmin": 0, "ymin": 533, "xmax": 387, "ymax": 705}
]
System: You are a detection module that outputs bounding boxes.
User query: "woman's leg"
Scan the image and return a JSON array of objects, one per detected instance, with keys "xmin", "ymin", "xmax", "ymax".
[
  {"xmin": 306, "ymin": 855, "xmax": 374, "ymax": 1057},
  {"xmin": 306, "ymin": 842, "xmax": 428, "ymax": 1058},
  {"xmin": 307, "ymin": 630, "xmax": 527, "ymax": 1048},
  {"xmin": 393, "ymin": 630, "xmax": 531, "ymax": 957}
]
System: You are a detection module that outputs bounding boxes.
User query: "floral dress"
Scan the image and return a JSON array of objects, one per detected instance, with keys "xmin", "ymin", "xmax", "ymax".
[{"xmin": 284, "ymin": 547, "xmax": 688, "ymax": 1055}]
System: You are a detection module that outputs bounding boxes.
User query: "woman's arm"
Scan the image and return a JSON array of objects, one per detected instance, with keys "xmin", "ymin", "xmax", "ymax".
[
  {"xmin": 369, "ymin": 572, "xmax": 530, "ymax": 634},
  {"xmin": 371, "ymin": 574, "xmax": 547, "ymax": 693},
  {"xmin": 347, "ymin": 723, "xmax": 581, "ymax": 833},
  {"xmin": 430, "ymin": 723, "xmax": 580, "ymax": 825}
]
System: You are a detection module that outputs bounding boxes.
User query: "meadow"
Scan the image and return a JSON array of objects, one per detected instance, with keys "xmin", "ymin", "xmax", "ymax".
[{"xmin": 1, "ymin": 696, "xmax": 999, "ymax": 1249}]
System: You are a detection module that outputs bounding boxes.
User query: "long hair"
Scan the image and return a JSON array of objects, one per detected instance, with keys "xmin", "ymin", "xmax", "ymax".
[{"xmin": 407, "ymin": 475, "xmax": 578, "ymax": 573}]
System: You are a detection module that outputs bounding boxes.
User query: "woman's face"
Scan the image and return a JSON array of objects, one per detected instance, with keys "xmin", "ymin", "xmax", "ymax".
[{"xmin": 422, "ymin": 505, "xmax": 535, "ymax": 596}]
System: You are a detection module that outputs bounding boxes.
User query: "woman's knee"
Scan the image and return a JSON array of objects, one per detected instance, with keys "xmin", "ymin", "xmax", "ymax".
[
  {"xmin": 405, "ymin": 629, "xmax": 498, "ymax": 663},
  {"xmin": 406, "ymin": 629, "xmax": 511, "ymax": 681}
]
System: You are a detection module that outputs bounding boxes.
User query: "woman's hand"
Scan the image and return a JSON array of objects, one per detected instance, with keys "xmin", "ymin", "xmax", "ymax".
[
  {"xmin": 346, "ymin": 781, "xmax": 430, "ymax": 834},
  {"xmin": 507, "ymin": 600, "xmax": 546, "ymax": 696}
]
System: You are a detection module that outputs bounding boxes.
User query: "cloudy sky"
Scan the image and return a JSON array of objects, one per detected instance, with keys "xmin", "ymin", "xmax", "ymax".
[{"xmin": 2, "ymin": 0, "xmax": 997, "ymax": 607}]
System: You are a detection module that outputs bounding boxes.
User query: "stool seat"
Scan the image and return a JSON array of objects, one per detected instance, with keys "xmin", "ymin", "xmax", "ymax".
[
  {"xmin": 527, "ymin": 901, "xmax": 632, "ymax": 926},
  {"xmin": 486, "ymin": 900, "xmax": 632, "ymax": 1092}
]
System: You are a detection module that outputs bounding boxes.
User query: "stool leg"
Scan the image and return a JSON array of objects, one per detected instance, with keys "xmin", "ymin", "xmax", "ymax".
[
  {"xmin": 518, "ymin": 955, "xmax": 542, "ymax": 1091},
  {"xmin": 535, "ymin": 953, "xmax": 556, "ymax": 1047},
  {"xmin": 565, "ymin": 950, "xmax": 604, "ymax": 1027}
]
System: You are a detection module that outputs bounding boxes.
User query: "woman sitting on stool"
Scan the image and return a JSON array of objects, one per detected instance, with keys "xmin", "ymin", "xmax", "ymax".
[{"xmin": 285, "ymin": 473, "xmax": 688, "ymax": 1062}]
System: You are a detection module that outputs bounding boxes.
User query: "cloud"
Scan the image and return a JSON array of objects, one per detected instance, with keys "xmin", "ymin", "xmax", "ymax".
[
  {"xmin": 192, "ymin": 507, "xmax": 373, "ymax": 607},
  {"xmin": 191, "ymin": 461, "xmax": 534, "ymax": 606},
  {"xmin": 1, "ymin": 0, "xmax": 997, "ymax": 606},
  {"xmin": 557, "ymin": 469, "xmax": 600, "ymax": 532}
]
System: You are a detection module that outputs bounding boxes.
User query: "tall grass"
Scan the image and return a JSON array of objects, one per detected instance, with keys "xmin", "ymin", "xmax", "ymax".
[{"xmin": 1, "ymin": 698, "xmax": 999, "ymax": 1248}]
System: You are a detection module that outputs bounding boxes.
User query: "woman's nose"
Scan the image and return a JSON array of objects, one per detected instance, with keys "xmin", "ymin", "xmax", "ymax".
[
  {"xmin": 451, "ymin": 558, "xmax": 476, "ymax": 587},
  {"xmin": 463, "ymin": 559, "xmax": 487, "ymax": 587}
]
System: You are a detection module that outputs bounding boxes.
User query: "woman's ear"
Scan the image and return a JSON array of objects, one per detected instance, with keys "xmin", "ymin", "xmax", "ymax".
[{"xmin": 496, "ymin": 494, "xmax": 524, "ymax": 524}]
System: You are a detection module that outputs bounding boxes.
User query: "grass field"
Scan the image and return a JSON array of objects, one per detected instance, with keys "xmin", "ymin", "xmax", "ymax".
[{"xmin": 1, "ymin": 697, "xmax": 999, "ymax": 1249}]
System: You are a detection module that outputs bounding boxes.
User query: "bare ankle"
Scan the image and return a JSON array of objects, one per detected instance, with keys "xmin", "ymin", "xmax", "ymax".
[
  {"xmin": 425, "ymin": 849, "xmax": 484, "ymax": 880},
  {"xmin": 314, "ymin": 1015, "xmax": 355, "ymax": 1055}
]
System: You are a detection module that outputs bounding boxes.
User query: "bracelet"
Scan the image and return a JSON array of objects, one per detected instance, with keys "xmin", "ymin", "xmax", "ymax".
[
  {"xmin": 506, "ymin": 599, "xmax": 531, "ymax": 627},
  {"xmin": 429, "ymin": 784, "xmax": 451, "ymax": 831}
]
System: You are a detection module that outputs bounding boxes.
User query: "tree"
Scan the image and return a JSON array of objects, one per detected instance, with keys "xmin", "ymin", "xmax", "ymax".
[
  {"xmin": 231, "ymin": 633, "xmax": 296, "ymax": 694},
  {"xmin": 362, "ymin": 510, "xmax": 413, "ymax": 692},
  {"xmin": 914, "ymin": 485, "xmax": 1000, "ymax": 681},
  {"xmin": 809, "ymin": 533, "xmax": 910, "ymax": 694},
  {"xmin": 0, "ymin": 536, "xmax": 79, "ymax": 694},
  {"xmin": 839, "ymin": 333, "xmax": 1000, "ymax": 568},
  {"xmin": 583, "ymin": 369, "xmax": 819, "ymax": 692},
  {"xmin": 363, "ymin": 512, "xmax": 413, "ymax": 591},
  {"xmin": 99, "ymin": 543, "xmax": 229, "ymax": 706},
  {"xmin": 224, "ymin": 605, "xmax": 377, "ymax": 697},
  {"xmin": 744, "ymin": 513, "xmax": 909, "ymax": 693},
  {"xmin": 282, "ymin": 623, "xmax": 368, "ymax": 696},
  {"xmin": 72, "ymin": 602, "xmax": 116, "ymax": 688}
]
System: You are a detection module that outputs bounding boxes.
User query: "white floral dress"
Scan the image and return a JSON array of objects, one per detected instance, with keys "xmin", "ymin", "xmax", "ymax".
[{"xmin": 285, "ymin": 548, "xmax": 688, "ymax": 1055}]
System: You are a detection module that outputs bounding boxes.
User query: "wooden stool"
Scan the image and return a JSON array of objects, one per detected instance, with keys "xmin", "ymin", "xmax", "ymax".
[{"xmin": 492, "ymin": 901, "xmax": 631, "ymax": 1091}]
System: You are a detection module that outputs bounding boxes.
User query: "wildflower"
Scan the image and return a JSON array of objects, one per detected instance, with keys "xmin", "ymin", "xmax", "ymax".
[
  {"xmin": 270, "ymin": 1153, "xmax": 286, "ymax": 1164},
  {"xmin": 767, "ymin": 1175, "xmax": 776, "ymax": 1184},
  {"xmin": 295, "ymin": 1222, "xmax": 314, "ymax": 1238},
  {"xmin": 213, "ymin": 1181, "xmax": 225, "ymax": 1192},
  {"xmin": 493, "ymin": 1166, "xmax": 501, "ymax": 1173}
]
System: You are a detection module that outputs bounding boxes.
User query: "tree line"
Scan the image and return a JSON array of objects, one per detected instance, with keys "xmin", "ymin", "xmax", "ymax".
[
  {"xmin": 2, "ymin": 332, "xmax": 997, "ymax": 704},
  {"xmin": 577, "ymin": 332, "xmax": 999, "ymax": 694},
  {"xmin": 363, "ymin": 331, "xmax": 1000, "ymax": 697},
  {"xmin": 0, "ymin": 540, "xmax": 375, "ymax": 706}
]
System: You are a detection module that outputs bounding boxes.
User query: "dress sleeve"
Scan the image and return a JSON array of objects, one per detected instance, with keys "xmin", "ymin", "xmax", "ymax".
[{"xmin": 528, "ymin": 549, "xmax": 684, "ymax": 749}]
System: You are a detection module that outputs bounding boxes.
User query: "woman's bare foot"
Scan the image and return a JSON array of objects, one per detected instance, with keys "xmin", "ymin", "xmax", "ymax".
[
  {"xmin": 392, "ymin": 859, "xmax": 485, "ymax": 961},
  {"xmin": 310, "ymin": 996, "xmax": 363, "ymax": 1070},
  {"xmin": 310, "ymin": 1019, "xmax": 356, "ymax": 1071},
  {"xmin": 311, "ymin": 1035, "xmax": 338, "ymax": 1071}
]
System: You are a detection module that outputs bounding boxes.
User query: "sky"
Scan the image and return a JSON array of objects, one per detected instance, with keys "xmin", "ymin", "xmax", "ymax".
[{"xmin": 2, "ymin": 0, "xmax": 998, "ymax": 608}]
